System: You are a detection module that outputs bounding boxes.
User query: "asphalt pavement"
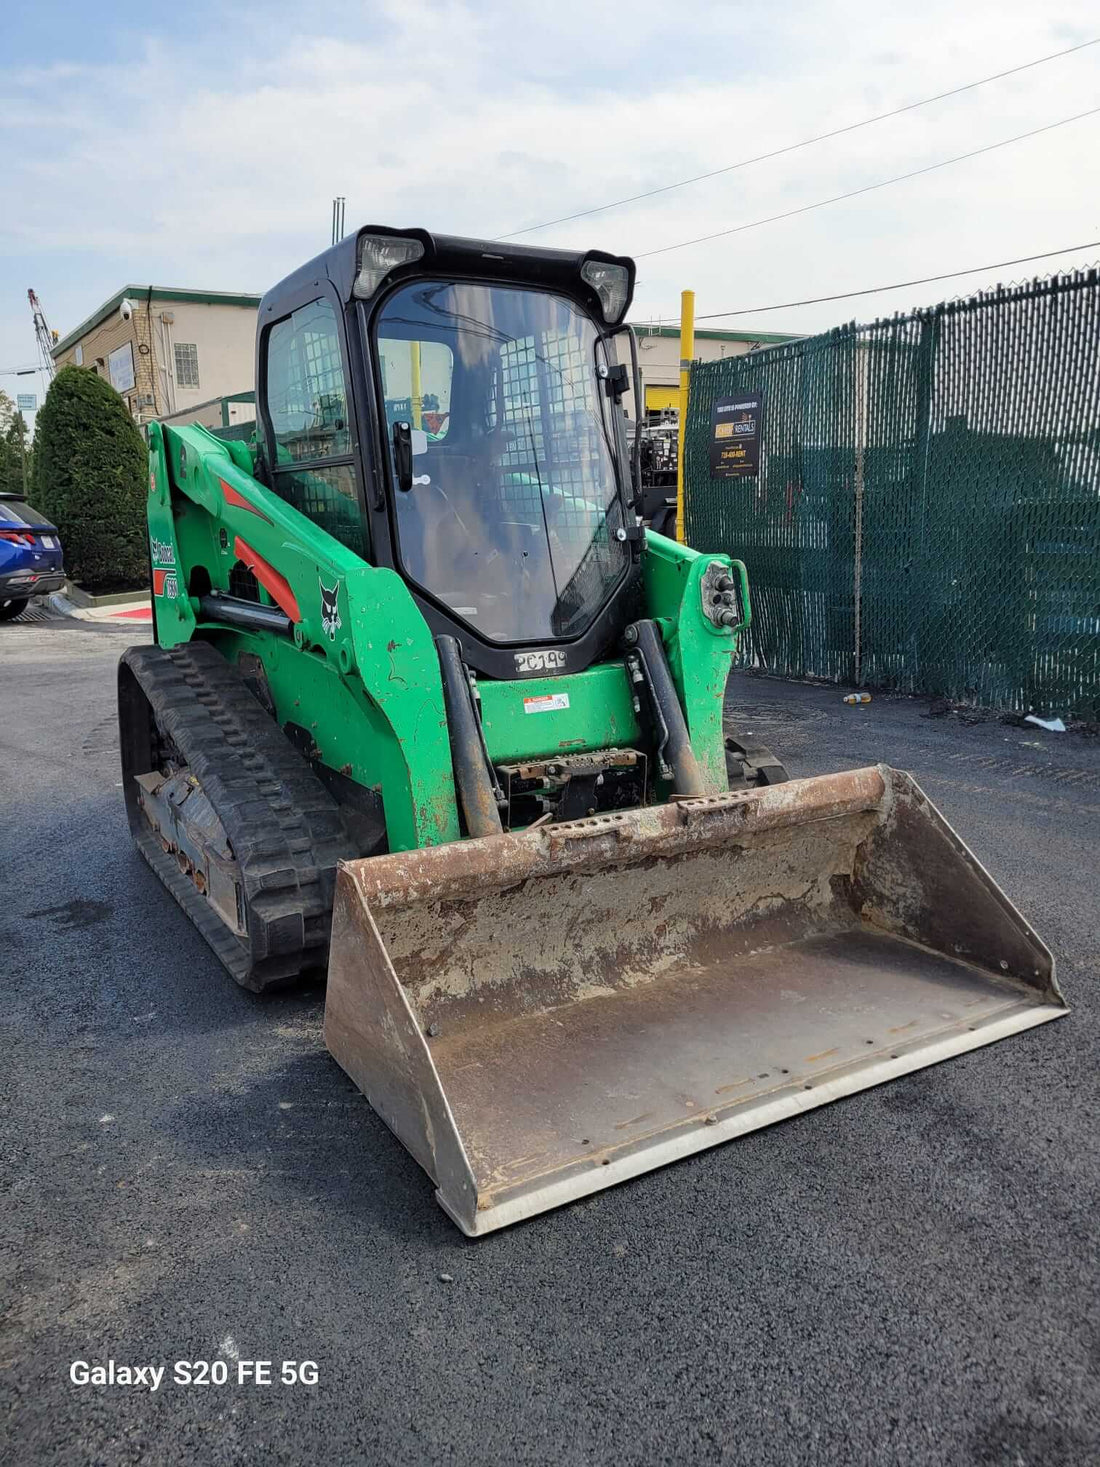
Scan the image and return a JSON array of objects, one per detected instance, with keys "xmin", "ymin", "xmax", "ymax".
[{"xmin": 2, "ymin": 613, "xmax": 1098, "ymax": 1466}]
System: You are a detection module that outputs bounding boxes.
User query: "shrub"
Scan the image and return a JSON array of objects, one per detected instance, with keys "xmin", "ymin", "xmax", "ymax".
[
  {"xmin": 0, "ymin": 410, "xmax": 32, "ymax": 496},
  {"xmin": 33, "ymin": 366, "xmax": 148, "ymax": 591}
]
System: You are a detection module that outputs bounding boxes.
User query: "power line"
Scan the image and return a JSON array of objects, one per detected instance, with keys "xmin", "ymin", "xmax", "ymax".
[
  {"xmin": 497, "ymin": 37, "xmax": 1100, "ymax": 240},
  {"xmin": 632, "ymin": 242, "xmax": 1100, "ymax": 326},
  {"xmin": 637, "ymin": 108, "xmax": 1100, "ymax": 260}
]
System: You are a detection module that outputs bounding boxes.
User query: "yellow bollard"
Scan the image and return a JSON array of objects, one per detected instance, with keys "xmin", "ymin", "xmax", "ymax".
[
  {"xmin": 675, "ymin": 289, "xmax": 694, "ymax": 545},
  {"xmin": 410, "ymin": 341, "xmax": 423, "ymax": 430}
]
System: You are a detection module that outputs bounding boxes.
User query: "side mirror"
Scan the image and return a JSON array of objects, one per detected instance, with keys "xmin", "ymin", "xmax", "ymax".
[{"xmin": 392, "ymin": 420, "xmax": 413, "ymax": 491}]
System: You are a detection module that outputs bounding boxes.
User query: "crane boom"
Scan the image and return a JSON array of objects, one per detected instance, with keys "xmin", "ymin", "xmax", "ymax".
[{"xmin": 28, "ymin": 289, "xmax": 57, "ymax": 380}]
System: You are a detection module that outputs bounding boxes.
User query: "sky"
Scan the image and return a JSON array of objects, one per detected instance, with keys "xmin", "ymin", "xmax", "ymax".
[{"xmin": 2, "ymin": 0, "xmax": 1098, "ymax": 430}]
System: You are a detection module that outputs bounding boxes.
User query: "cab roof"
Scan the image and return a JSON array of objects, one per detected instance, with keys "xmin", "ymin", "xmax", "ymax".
[{"xmin": 259, "ymin": 227, "xmax": 635, "ymax": 326}]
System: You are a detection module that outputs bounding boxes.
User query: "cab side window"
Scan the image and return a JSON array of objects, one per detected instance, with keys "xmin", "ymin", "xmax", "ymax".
[{"xmin": 263, "ymin": 297, "xmax": 366, "ymax": 558}]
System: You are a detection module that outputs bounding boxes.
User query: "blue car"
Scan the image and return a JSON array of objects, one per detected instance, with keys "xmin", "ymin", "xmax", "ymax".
[{"xmin": 0, "ymin": 491, "xmax": 66, "ymax": 620}]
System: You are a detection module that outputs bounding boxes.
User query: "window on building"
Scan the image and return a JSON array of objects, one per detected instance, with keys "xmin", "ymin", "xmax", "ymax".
[{"xmin": 174, "ymin": 342, "xmax": 200, "ymax": 389}]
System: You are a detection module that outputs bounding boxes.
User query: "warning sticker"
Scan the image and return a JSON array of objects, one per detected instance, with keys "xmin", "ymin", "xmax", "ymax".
[{"xmin": 523, "ymin": 693, "xmax": 570, "ymax": 715}]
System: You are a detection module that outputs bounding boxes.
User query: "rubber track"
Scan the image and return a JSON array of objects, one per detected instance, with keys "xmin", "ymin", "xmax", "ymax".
[
  {"xmin": 118, "ymin": 641, "xmax": 358, "ymax": 992},
  {"xmin": 725, "ymin": 734, "xmax": 790, "ymax": 790}
]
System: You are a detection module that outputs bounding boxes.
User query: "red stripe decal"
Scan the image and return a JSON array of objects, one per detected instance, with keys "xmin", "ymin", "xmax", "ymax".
[
  {"xmin": 153, "ymin": 568, "xmax": 168, "ymax": 595},
  {"xmin": 233, "ymin": 536, "xmax": 302, "ymax": 623},
  {"xmin": 220, "ymin": 478, "xmax": 273, "ymax": 524}
]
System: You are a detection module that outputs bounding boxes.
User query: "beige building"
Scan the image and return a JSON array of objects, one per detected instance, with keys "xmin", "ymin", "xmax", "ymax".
[
  {"xmin": 50, "ymin": 288, "xmax": 795, "ymax": 433},
  {"xmin": 51, "ymin": 286, "xmax": 260, "ymax": 427},
  {"xmin": 615, "ymin": 324, "xmax": 799, "ymax": 421}
]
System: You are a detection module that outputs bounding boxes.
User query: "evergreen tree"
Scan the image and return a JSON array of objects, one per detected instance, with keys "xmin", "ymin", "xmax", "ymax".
[
  {"xmin": 0, "ymin": 411, "xmax": 31, "ymax": 497},
  {"xmin": 33, "ymin": 367, "xmax": 148, "ymax": 590}
]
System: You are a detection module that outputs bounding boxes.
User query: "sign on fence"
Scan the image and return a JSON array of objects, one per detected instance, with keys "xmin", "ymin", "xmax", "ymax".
[{"xmin": 709, "ymin": 392, "xmax": 763, "ymax": 479}]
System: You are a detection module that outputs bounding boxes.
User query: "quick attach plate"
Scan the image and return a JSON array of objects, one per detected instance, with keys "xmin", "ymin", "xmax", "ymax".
[{"xmin": 496, "ymin": 748, "xmax": 648, "ymax": 826}]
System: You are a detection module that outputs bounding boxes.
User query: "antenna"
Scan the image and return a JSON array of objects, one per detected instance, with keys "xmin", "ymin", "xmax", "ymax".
[
  {"xmin": 27, "ymin": 289, "xmax": 57, "ymax": 380},
  {"xmin": 331, "ymin": 196, "xmax": 346, "ymax": 245}
]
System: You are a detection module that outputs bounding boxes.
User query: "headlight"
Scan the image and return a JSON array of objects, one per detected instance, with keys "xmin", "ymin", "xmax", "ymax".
[
  {"xmin": 354, "ymin": 233, "xmax": 426, "ymax": 299},
  {"xmin": 580, "ymin": 258, "xmax": 631, "ymax": 323}
]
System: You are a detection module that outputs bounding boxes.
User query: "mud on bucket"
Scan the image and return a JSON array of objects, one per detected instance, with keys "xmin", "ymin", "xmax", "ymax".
[{"xmin": 323, "ymin": 765, "xmax": 1064, "ymax": 1236}]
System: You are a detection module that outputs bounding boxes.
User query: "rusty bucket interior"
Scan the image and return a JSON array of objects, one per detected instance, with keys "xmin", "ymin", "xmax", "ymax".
[{"xmin": 324, "ymin": 766, "xmax": 1065, "ymax": 1236}]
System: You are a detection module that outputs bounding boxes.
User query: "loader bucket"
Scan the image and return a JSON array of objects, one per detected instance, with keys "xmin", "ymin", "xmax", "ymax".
[{"xmin": 324, "ymin": 766, "xmax": 1065, "ymax": 1236}]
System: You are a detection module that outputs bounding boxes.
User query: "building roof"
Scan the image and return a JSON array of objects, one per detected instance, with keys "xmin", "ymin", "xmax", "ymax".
[
  {"xmin": 52, "ymin": 287, "xmax": 797, "ymax": 359},
  {"xmin": 52, "ymin": 285, "xmax": 262, "ymax": 358},
  {"xmin": 633, "ymin": 324, "xmax": 801, "ymax": 345}
]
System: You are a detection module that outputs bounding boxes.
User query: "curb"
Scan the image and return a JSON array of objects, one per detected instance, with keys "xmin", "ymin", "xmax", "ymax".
[
  {"xmin": 47, "ymin": 592, "xmax": 92, "ymax": 620},
  {"xmin": 63, "ymin": 582, "xmax": 150, "ymax": 609},
  {"xmin": 48, "ymin": 591, "xmax": 153, "ymax": 624}
]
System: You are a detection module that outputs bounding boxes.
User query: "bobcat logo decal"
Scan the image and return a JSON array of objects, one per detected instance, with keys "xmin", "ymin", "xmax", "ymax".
[{"xmin": 319, "ymin": 578, "xmax": 342, "ymax": 640}]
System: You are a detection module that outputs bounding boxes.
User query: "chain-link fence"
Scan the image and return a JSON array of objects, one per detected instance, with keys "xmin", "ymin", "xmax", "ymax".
[{"xmin": 684, "ymin": 268, "xmax": 1100, "ymax": 718}]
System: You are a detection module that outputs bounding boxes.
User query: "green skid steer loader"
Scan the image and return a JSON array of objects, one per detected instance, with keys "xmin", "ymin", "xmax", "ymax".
[{"xmin": 118, "ymin": 226, "xmax": 1065, "ymax": 1235}]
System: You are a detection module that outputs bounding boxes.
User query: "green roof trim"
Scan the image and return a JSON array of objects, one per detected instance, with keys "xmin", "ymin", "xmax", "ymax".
[
  {"xmin": 52, "ymin": 285, "xmax": 262, "ymax": 357},
  {"xmin": 633, "ymin": 324, "xmax": 802, "ymax": 344}
]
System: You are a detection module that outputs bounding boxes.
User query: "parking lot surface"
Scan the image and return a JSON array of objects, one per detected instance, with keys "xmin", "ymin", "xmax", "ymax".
[{"xmin": 3, "ymin": 615, "xmax": 1098, "ymax": 1465}]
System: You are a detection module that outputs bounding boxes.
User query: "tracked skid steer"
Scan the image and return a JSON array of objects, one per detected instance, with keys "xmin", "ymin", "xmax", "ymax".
[{"xmin": 119, "ymin": 227, "xmax": 1065, "ymax": 1234}]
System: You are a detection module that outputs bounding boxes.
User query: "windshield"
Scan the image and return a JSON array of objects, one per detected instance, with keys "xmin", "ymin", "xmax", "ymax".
[{"xmin": 375, "ymin": 281, "xmax": 629, "ymax": 643}]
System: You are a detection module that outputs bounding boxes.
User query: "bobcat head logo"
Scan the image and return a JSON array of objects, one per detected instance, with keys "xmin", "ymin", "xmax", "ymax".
[{"xmin": 319, "ymin": 578, "xmax": 341, "ymax": 640}]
